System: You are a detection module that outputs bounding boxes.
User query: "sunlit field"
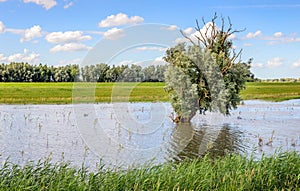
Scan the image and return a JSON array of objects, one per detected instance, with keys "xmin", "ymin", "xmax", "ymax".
[{"xmin": 0, "ymin": 82, "xmax": 299, "ymax": 104}]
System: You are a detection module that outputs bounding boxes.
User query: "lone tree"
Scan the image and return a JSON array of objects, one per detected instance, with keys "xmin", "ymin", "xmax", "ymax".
[{"xmin": 164, "ymin": 14, "xmax": 252, "ymax": 123}]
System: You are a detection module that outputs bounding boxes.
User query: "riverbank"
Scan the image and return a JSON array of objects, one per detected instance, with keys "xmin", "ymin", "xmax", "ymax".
[
  {"xmin": 0, "ymin": 82, "xmax": 299, "ymax": 104},
  {"xmin": 1, "ymin": 152, "xmax": 299, "ymax": 190}
]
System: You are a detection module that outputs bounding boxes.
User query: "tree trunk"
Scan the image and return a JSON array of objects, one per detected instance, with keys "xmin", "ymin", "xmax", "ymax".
[{"xmin": 173, "ymin": 111, "xmax": 196, "ymax": 124}]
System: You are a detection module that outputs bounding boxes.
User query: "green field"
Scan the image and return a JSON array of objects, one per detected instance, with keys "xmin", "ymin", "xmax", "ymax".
[
  {"xmin": 0, "ymin": 82, "xmax": 299, "ymax": 104},
  {"xmin": 1, "ymin": 152, "xmax": 299, "ymax": 190},
  {"xmin": 241, "ymin": 82, "xmax": 300, "ymax": 101}
]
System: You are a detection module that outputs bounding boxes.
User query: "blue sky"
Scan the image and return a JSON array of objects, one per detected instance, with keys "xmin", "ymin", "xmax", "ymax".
[{"xmin": 0, "ymin": 0, "xmax": 300, "ymax": 79}]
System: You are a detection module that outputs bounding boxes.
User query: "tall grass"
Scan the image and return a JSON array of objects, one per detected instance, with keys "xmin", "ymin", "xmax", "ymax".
[{"xmin": 1, "ymin": 152, "xmax": 299, "ymax": 190}]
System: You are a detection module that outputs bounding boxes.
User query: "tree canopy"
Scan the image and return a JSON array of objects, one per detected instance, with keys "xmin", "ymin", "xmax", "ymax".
[{"xmin": 164, "ymin": 15, "xmax": 252, "ymax": 123}]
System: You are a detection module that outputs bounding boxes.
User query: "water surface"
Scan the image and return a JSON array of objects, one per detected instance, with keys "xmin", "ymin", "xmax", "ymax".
[{"xmin": 0, "ymin": 100, "xmax": 299, "ymax": 169}]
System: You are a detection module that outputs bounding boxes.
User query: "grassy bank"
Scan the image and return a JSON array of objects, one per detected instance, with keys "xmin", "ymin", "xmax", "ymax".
[
  {"xmin": 241, "ymin": 82, "xmax": 300, "ymax": 101},
  {"xmin": 0, "ymin": 82, "xmax": 299, "ymax": 104},
  {"xmin": 1, "ymin": 152, "xmax": 299, "ymax": 190}
]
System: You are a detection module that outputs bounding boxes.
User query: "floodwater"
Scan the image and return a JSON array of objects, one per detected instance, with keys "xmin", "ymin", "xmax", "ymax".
[{"xmin": 0, "ymin": 100, "xmax": 299, "ymax": 169}]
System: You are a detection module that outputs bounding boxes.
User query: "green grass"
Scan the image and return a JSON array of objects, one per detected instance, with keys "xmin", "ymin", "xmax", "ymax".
[
  {"xmin": 0, "ymin": 82, "xmax": 299, "ymax": 104},
  {"xmin": 1, "ymin": 152, "xmax": 299, "ymax": 190},
  {"xmin": 0, "ymin": 82, "xmax": 169, "ymax": 104},
  {"xmin": 241, "ymin": 82, "xmax": 300, "ymax": 101}
]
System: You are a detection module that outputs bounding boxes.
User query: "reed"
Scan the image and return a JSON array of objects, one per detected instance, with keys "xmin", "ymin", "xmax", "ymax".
[{"xmin": 0, "ymin": 152, "xmax": 299, "ymax": 190}]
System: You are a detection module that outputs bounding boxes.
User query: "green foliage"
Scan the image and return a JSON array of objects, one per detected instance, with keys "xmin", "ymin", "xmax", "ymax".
[
  {"xmin": 164, "ymin": 16, "xmax": 252, "ymax": 121},
  {"xmin": 0, "ymin": 62, "xmax": 167, "ymax": 83},
  {"xmin": 0, "ymin": 62, "xmax": 80, "ymax": 82},
  {"xmin": 0, "ymin": 152, "xmax": 299, "ymax": 190}
]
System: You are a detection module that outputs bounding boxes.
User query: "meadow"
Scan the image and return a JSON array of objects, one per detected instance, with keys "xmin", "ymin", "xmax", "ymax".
[
  {"xmin": 0, "ymin": 152, "xmax": 299, "ymax": 190},
  {"xmin": 0, "ymin": 82, "xmax": 299, "ymax": 104}
]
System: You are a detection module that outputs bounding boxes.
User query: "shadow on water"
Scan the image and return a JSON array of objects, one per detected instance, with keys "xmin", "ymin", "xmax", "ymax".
[{"xmin": 168, "ymin": 123, "xmax": 246, "ymax": 161}]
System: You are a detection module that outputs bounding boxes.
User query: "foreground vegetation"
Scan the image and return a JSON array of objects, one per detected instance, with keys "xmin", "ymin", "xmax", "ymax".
[
  {"xmin": 0, "ymin": 152, "xmax": 299, "ymax": 190},
  {"xmin": 0, "ymin": 82, "xmax": 299, "ymax": 104}
]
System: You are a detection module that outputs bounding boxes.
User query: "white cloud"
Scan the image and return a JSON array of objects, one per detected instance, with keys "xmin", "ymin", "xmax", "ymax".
[
  {"xmin": 103, "ymin": 28, "xmax": 124, "ymax": 40},
  {"xmin": 45, "ymin": 31, "xmax": 92, "ymax": 44},
  {"xmin": 246, "ymin": 30, "xmax": 262, "ymax": 38},
  {"xmin": 183, "ymin": 27, "xmax": 194, "ymax": 35},
  {"xmin": 0, "ymin": 21, "xmax": 5, "ymax": 33},
  {"xmin": 135, "ymin": 46, "xmax": 167, "ymax": 52},
  {"xmin": 266, "ymin": 57, "xmax": 283, "ymax": 68},
  {"xmin": 0, "ymin": 0, "xmax": 7, "ymax": 2},
  {"xmin": 98, "ymin": 13, "xmax": 144, "ymax": 28},
  {"xmin": 232, "ymin": 45, "xmax": 238, "ymax": 49},
  {"xmin": 176, "ymin": 22, "xmax": 219, "ymax": 44},
  {"xmin": 119, "ymin": 60, "xmax": 133, "ymax": 65},
  {"xmin": 273, "ymin": 32, "xmax": 283, "ymax": 37},
  {"xmin": 5, "ymin": 28, "xmax": 24, "ymax": 34},
  {"xmin": 161, "ymin": 25, "xmax": 178, "ymax": 31},
  {"xmin": 292, "ymin": 59, "xmax": 300, "ymax": 67},
  {"xmin": 20, "ymin": 25, "xmax": 43, "ymax": 43},
  {"xmin": 23, "ymin": 0, "xmax": 57, "ymax": 10},
  {"xmin": 63, "ymin": 1, "xmax": 73, "ymax": 9},
  {"xmin": 0, "ymin": 50, "xmax": 40, "ymax": 64},
  {"xmin": 152, "ymin": 56, "xmax": 167, "ymax": 65},
  {"xmin": 228, "ymin": 33, "xmax": 236, "ymax": 40},
  {"xmin": 50, "ymin": 43, "xmax": 91, "ymax": 52},
  {"xmin": 174, "ymin": 37, "xmax": 188, "ymax": 44},
  {"xmin": 251, "ymin": 63, "xmax": 264, "ymax": 68},
  {"xmin": 193, "ymin": 22, "xmax": 219, "ymax": 41}
]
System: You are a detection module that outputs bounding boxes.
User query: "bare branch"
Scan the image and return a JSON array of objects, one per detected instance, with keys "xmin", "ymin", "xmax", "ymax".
[{"xmin": 180, "ymin": 29, "xmax": 197, "ymax": 46}]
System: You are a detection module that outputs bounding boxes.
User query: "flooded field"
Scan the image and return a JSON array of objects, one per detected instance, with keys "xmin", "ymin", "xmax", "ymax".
[{"xmin": 0, "ymin": 100, "xmax": 299, "ymax": 169}]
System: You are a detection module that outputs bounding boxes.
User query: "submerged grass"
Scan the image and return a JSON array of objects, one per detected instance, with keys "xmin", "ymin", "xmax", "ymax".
[
  {"xmin": 0, "ymin": 82, "xmax": 299, "ymax": 104},
  {"xmin": 1, "ymin": 152, "xmax": 300, "ymax": 190}
]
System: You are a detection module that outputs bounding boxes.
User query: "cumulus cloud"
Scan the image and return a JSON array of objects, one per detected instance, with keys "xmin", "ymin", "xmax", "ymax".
[
  {"xmin": 45, "ymin": 31, "xmax": 92, "ymax": 44},
  {"xmin": 98, "ymin": 13, "xmax": 144, "ymax": 28},
  {"xmin": 273, "ymin": 32, "xmax": 283, "ymax": 37},
  {"xmin": 119, "ymin": 60, "xmax": 133, "ymax": 65},
  {"xmin": 20, "ymin": 25, "xmax": 43, "ymax": 43},
  {"xmin": 292, "ymin": 59, "xmax": 300, "ymax": 67},
  {"xmin": 23, "ymin": 0, "xmax": 57, "ymax": 10},
  {"xmin": 152, "ymin": 56, "xmax": 167, "ymax": 65},
  {"xmin": 135, "ymin": 46, "xmax": 167, "ymax": 52},
  {"xmin": 251, "ymin": 63, "xmax": 264, "ymax": 68},
  {"xmin": 160, "ymin": 25, "xmax": 178, "ymax": 31},
  {"xmin": 193, "ymin": 22, "xmax": 218, "ymax": 40},
  {"xmin": 50, "ymin": 43, "xmax": 91, "ymax": 52},
  {"xmin": 182, "ymin": 27, "xmax": 194, "ymax": 35},
  {"xmin": 0, "ymin": 49, "xmax": 40, "ymax": 64},
  {"xmin": 0, "ymin": 21, "xmax": 5, "ymax": 33},
  {"xmin": 228, "ymin": 33, "xmax": 236, "ymax": 40},
  {"xmin": 175, "ymin": 22, "xmax": 218, "ymax": 44},
  {"xmin": 246, "ymin": 30, "xmax": 262, "ymax": 38},
  {"xmin": 266, "ymin": 57, "xmax": 283, "ymax": 68},
  {"xmin": 103, "ymin": 28, "xmax": 124, "ymax": 40}
]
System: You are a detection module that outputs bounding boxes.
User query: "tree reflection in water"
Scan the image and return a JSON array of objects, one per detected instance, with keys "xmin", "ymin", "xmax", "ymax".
[{"xmin": 168, "ymin": 123, "xmax": 246, "ymax": 161}]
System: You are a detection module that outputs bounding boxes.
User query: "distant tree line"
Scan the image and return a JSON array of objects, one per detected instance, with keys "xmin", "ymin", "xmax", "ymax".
[{"xmin": 0, "ymin": 62, "xmax": 166, "ymax": 82}]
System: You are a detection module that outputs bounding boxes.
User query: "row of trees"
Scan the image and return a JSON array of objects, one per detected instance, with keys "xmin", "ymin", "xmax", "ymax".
[
  {"xmin": 0, "ymin": 63, "xmax": 79, "ymax": 82},
  {"xmin": 0, "ymin": 62, "xmax": 167, "ymax": 82}
]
